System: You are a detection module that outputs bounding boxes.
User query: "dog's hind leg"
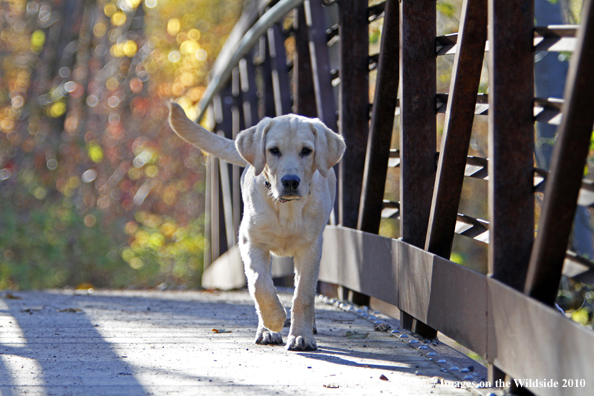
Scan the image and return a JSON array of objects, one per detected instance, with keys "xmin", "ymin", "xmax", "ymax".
[
  {"xmin": 287, "ymin": 242, "xmax": 322, "ymax": 351},
  {"xmin": 239, "ymin": 242, "xmax": 286, "ymax": 345}
]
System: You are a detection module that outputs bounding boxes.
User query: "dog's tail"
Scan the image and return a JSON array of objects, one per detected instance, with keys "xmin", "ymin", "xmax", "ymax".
[{"xmin": 168, "ymin": 102, "xmax": 247, "ymax": 167}]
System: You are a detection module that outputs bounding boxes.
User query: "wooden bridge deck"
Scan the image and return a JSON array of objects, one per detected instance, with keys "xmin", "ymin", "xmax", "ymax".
[{"xmin": 0, "ymin": 290, "xmax": 496, "ymax": 395}]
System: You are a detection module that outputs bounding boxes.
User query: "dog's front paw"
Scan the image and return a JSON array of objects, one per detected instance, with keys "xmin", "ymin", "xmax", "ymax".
[
  {"xmin": 286, "ymin": 333, "xmax": 317, "ymax": 351},
  {"xmin": 255, "ymin": 327, "xmax": 283, "ymax": 345}
]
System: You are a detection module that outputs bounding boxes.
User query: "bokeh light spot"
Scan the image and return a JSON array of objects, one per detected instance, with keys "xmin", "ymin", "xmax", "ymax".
[
  {"xmin": 167, "ymin": 18, "xmax": 181, "ymax": 37},
  {"xmin": 111, "ymin": 11, "xmax": 127, "ymax": 26}
]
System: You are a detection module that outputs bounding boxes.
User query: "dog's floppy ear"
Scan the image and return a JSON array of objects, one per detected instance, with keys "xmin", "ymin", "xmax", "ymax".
[
  {"xmin": 310, "ymin": 120, "xmax": 346, "ymax": 178},
  {"xmin": 235, "ymin": 117, "xmax": 273, "ymax": 176}
]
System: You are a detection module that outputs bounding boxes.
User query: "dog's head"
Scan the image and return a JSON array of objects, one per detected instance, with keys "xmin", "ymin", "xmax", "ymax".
[{"xmin": 235, "ymin": 115, "xmax": 345, "ymax": 201}]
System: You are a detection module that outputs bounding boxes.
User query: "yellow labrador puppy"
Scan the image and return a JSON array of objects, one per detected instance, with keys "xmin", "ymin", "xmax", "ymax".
[{"xmin": 168, "ymin": 103, "xmax": 345, "ymax": 351}]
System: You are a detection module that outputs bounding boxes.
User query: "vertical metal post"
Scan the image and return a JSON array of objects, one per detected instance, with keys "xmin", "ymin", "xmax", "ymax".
[
  {"xmin": 294, "ymin": 4, "xmax": 317, "ymax": 118},
  {"xmin": 425, "ymin": 0, "xmax": 487, "ymax": 258},
  {"xmin": 525, "ymin": 0, "xmax": 594, "ymax": 306},
  {"xmin": 358, "ymin": 0, "xmax": 400, "ymax": 234},
  {"xmin": 237, "ymin": 54, "xmax": 259, "ymax": 237},
  {"xmin": 337, "ymin": 0, "xmax": 369, "ymax": 228},
  {"xmin": 399, "ymin": 0, "xmax": 436, "ymax": 248},
  {"xmin": 487, "ymin": 0, "xmax": 534, "ymax": 291},
  {"xmin": 210, "ymin": 148, "xmax": 221, "ymax": 261},
  {"xmin": 304, "ymin": 0, "xmax": 338, "ymax": 132},
  {"xmin": 259, "ymin": 36, "xmax": 277, "ymax": 118},
  {"xmin": 398, "ymin": 0, "xmax": 437, "ymax": 338},
  {"xmin": 212, "ymin": 84, "xmax": 235, "ymax": 258},
  {"xmin": 239, "ymin": 56, "xmax": 259, "ymax": 128},
  {"xmin": 204, "ymin": 107, "xmax": 213, "ymax": 270},
  {"xmin": 267, "ymin": 24, "xmax": 292, "ymax": 115},
  {"xmin": 230, "ymin": 67, "xmax": 246, "ymax": 244},
  {"xmin": 487, "ymin": 0, "xmax": 534, "ymax": 384}
]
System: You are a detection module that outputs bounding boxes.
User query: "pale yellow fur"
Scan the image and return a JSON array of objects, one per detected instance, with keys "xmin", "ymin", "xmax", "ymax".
[{"xmin": 169, "ymin": 102, "xmax": 345, "ymax": 350}]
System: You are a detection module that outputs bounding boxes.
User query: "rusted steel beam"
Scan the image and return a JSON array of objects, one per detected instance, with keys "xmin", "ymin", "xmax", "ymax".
[
  {"xmin": 357, "ymin": 0, "xmax": 399, "ymax": 234},
  {"xmin": 399, "ymin": 0, "xmax": 437, "ymax": 339},
  {"xmin": 258, "ymin": 37, "xmax": 277, "ymax": 118},
  {"xmin": 233, "ymin": 66, "xmax": 249, "ymax": 240},
  {"xmin": 294, "ymin": 4, "xmax": 317, "ymax": 117},
  {"xmin": 239, "ymin": 56, "xmax": 260, "ymax": 128},
  {"xmin": 368, "ymin": 1, "xmax": 386, "ymax": 23},
  {"xmin": 268, "ymin": 24, "xmax": 293, "ymax": 115},
  {"xmin": 399, "ymin": 0, "xmax": 436, "ymax": 249},
  {"xmin": 436, "ymin": 94, "xmax": 565, "ymax": 126},
  {"xmin": 334, "ymin": 0, "xmax": 370, "ymax": 307},
  {"xmin": 304, "ymin": 0, "xmax": 338, "ymax": 132},
  {"xmin": 487, "ymin": 0, "xmax": 534, "ymax": 292},
  {"xmin": 425, "ymin": 0, "xmax": 487, "ymax": 259},
  {"xmin": 336, "ymin": 0, "xmax": 369, "ymax": 228},
  {"xmin": 525, "ymin": 0, "xmax": 594, "ymax": 306}
]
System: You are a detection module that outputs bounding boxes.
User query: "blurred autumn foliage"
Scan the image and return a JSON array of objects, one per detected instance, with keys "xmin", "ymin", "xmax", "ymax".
[{"xmin": 0, "ymin": 0, "xmax": 242, "ymax": 289}]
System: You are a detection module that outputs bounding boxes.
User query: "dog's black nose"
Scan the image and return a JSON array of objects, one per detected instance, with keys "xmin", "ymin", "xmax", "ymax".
[{"xmin": 281, "ymin": 175, "xmax": 300, "ymax": 191}]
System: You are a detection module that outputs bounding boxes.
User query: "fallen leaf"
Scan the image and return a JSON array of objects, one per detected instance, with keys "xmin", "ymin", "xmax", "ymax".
[
  {"xmin": 22, "ymin": 306, "xmax": 44, "ymax": 313},
  {"xmin": 379, "ymin": 374, "xmax": 389, "ymax": 381},
  {"xmin": 3, "ymin": 293, "xmax": 22, "ymax": 300},
  {"xmin": 374, "ymin": 323, "xmax": 391, "ymax": 332},
  {"xmin": 211, "ymin": 329, "xmax": 232, "ymax": 333},
  {"xmin": 429, "ymin": 376, "xmax": 442, "ymax": 385},
  {"xmin": 345, "ymin": 331, "xmax": 368, "ymax": 339},
  {"xmin": 58, "ymin": 308, "xmax": 82, "ymax": 313}
]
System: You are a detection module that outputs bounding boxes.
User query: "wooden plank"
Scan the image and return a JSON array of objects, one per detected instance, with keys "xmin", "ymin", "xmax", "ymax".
[
  {"xmin": 304, "ymin": 0, "xmax": 338, "ymax": 132},
  {"xmin": 398, "ymin": 243, "xmax": 487, "ymax": 356},
  {"xmin": 487, "ymin": 278, "xmax": 594, "ymax": 396},
  {"xmin": 425, "ymin": 0, "xmax": 487, "ymax": 259},
  {"xmin": 294, "ymin": 4, "xmax": 317, "ymax": 118},
  {"xmin": 487, "ymin": 0, "xmax": 534, "ymax": 291},
  {"xmin": 525, "ymin": 0, "xmax": 594, "ymax": 306},
  {"xmin": 320, "ymin": 226, "xmax": 399, "ymax": 307},
  {"xmin": 399, "ymin": 0, "xmax": 436, "ymax": 248},
  {"xmin": 358, "ymin": 0, "xmax": 400, "ymax": 234},
  {"xmin": 337, "ymin": 0, "xmax": 369, "ymax": 228}
]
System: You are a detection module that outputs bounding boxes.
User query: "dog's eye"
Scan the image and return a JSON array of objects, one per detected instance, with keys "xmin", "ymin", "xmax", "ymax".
[
  {"xmin": 269, "ymin": 147, "xmax": 280, "ymax": 156},
  {"xmin": 301, "ymin": 147, "xmax": 312, "ymax": 156}
]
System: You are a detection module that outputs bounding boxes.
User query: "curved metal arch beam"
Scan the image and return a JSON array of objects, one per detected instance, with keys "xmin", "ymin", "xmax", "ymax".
[{"xmin": 196, "ymin": 0, "xmax": 306, "ymax": 123}]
